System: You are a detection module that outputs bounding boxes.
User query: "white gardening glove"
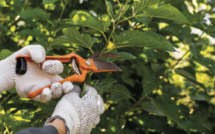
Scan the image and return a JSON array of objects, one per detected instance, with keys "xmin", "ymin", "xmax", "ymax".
[
  {"xmin": 45, "ymin": 85, "xmax": 105, "ymax": 134},
  {"xmin": 0, "ymin": 45, "xmax": 74, "ymax": 102}
]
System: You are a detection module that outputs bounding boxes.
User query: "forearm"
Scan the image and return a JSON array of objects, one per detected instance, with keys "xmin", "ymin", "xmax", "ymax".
[
  {"xmin": 0, "ymin": 58, "xmax": 15, "ymax": 92},
  {"xmin": 15, "ymin": 118, "xmax": 66, "ymax": 134},
  {"xmin": 15, "ymin": 126, "xmax": 59, "ymax": 134}
]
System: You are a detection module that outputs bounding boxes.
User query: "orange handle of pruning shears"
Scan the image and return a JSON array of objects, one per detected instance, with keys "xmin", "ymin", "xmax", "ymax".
[
  {"xmin": 16, "ymin": 52, "xmax": 122, "ymax": 99},
  {"xmin": 16, "ymin": 53, "xmax": 85, "ymax": 63},
  {"xmin": 27, "ymin": 69, "xmax": 88, "ymax": 98},
  {"xmin": 16, "ymin": 53, "xmax": 98, "ymax": 72},
  {"xmin": 16, "ymin": 53, "xmax": 95, "ymax": 98}
]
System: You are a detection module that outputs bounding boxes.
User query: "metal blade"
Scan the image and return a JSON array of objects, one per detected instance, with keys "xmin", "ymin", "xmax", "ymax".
[
  {"xmin": 94, "ymin": 59, "xmax": 122, "ymax": 72},
  {"xmin": 89, "ymin": 52, "xmax": 119, "ymax": 59},
  {"xmin": 72, "ymin": 58, "xmax": 81, "ymax": 75}
]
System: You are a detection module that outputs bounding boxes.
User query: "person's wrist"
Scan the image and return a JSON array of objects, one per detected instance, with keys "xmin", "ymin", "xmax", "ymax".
[{"xmin": 47, "ymin": 118, "xmax": 66, "ymax": 134}]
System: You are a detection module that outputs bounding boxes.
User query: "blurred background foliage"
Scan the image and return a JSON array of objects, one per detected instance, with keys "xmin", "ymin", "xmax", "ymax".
[{"xmin": 1, "ymin": 0, "xmax": 215, "ymax": 133}]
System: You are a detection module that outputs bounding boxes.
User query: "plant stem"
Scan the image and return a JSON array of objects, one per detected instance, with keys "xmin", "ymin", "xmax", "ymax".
[
  {"xmin": 119, "ymin": 16, "xmax": 135, "ymax": 23},
  {"xmin": 52, "ymin": 0, "xmax": 68, "ymax": 38},
  {"xmin": 99, "ymin": 0, "xmax": 129, "ymax": 57},
  {"xmin": 167, "ymin": 49, "xmax": 190, "ymax": 75},
  {"xmin": 101, "ymin": 32, "xmax": 108, "ymax": 44},
  {"xmin": 89, "ymin": 47, "xmax": 94, "ymax": 54}
]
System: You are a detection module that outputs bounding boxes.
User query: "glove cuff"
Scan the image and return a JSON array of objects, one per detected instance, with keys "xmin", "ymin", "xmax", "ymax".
[{"xmin": 45, "ymin": 100, "xmax": 81, "ymax": 134}]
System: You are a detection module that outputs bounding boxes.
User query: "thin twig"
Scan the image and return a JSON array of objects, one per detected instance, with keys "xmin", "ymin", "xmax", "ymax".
[{"xmin": 167, "ymin": 49, "xmax": 190, "ymax": 76}]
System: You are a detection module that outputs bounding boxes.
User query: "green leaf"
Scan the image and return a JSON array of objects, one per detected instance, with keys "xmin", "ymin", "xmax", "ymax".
[
  {"xmin": 141, "ymin": 99, "xmax": 164, "ymax": 115},
  {"xmin": 164, "ymin": 0, "xmax": 185, "ymax": 4},
  {"xmin": 0, "ymin": 0, "xmax": 8, "ymax": 7},
  {"xmin": 18, "ymin": 29, "xmax": 34, "ymax": 36},
  {"xmin": 111, "ymin": 99, "xmax": 129, "ymax": 115},
  {"xmin": 95, "ymin": 81, "xmax": 135, "ymax": 101},
  {"xmin": 120, "ymin": 66, "xmax": 135, "ymax": 87},
  {"xmin": 178, "ymin": 105, "xmax": 211, "ymax": 132},
  {"xmin": 105, "ymin": 0, "xmax": 116, "ymax": 20},
  {"xmin": 153, "ymin": 95, "xmax": 181, "ymax": 123},
  {"xmin": 110, "ymin": 93, "xmax": 130, "ymax": 101},
  {"xmin": 51, "ymin": 28, "xmax": 97, "ymax": 49},
  {"xmin": 0, "ymin": 49, "xmax": 13, "ymax": 60},
  {"xmin": 136, "ymin": 62, "xmax": 159, "ymax": 96},
  {"xmin": 114, "ymin": 30, "xmax": 175, "ymax": 51},
  {"xmin": 134, "ymin": 114, "xmax": 168, "ymax": 132},
  {"xmin": 116, "ymin": 52, "xmax": 136, "ymax": 61},
  {"xmin": 69, "ymin": 10, "xmax": 111, "ymax": 32},
  {"xmin": 50, "ymin": 35, "xmax": 72, "ymax": 45},
  {"xmin": 96, "ymin": 78, "xmax": 117, "ymax": 89},
  {"xmin": 110, "ymin": 84, "xmax": 135, "ymax": 101},
  {"xmin": 0, "ymin": 25, "xmax": 8, "ymax": 37},
  {"xmin": 42, "ymin": 0, "xmax": 58, "ymax": 4},
  {"xmin": 190, "ymin": 92, "xmax": 210, "ymax": 102},
  {"xmin": 106, "ymin": 0, "xmax": 130, "ymax": 20},
  {"xmin": 101, "ymin": 14, "xmax": 111, "ymax": 30},
  {"xmin": 175, "ymin": 68, "xmax": 206, "ymax": 90},
  {"xmin": 178, "ymin": 119, "xmax": 212, "ymax": 132},
  {"xmin": 133, "ymin": 0, "xmax": 190, "ymax": 24},
  {"xmin": 192, "ymin": 55, "xmax": 215, "ymax": 74},
  {"xmin": 19, "ymin": 7, "xmax": 51, "ymax": 20},
  {"xmin": 108, "ymin": 119, "xmax": 123, "ymax": 134}
]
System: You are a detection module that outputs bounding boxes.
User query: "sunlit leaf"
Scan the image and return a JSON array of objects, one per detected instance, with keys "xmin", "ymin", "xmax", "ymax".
[
  {"xmin": 192, "ymin": 55, "xmax": 215, "ymax": 74},
  {"xmin": 69, "ymin": 10, "xmax": 111, "ymax": 32},
  {"xmin": 133, "ymin": 0, "xmax": 190, "ymax": 24},
  {"xmin": 175, "ymin": 68, "xmax": 206, "ymax": 90},
  {"xmin": 0, "ymin": 0, "xmax": 8, "ymax": 7}
]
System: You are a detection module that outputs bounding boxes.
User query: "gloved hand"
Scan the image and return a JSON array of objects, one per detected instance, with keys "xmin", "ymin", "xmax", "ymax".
[
  {"xmin": 0, "ymin": 45, "xmax": 74, "ymax": 102},
  {"xmin": 45, "ymin": 85, "xmax": 105, "ymax": 134}
]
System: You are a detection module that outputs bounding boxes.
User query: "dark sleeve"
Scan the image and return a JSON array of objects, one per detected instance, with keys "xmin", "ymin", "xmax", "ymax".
[{"xmin": 15, "ymin": 126, "xmax": 59, "ymax": 134}]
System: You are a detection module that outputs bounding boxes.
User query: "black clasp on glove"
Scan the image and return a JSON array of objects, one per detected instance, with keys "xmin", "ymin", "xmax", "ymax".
[{"xmin": 16, "ymin": 57, "xmax": 27, "ymax": 75}]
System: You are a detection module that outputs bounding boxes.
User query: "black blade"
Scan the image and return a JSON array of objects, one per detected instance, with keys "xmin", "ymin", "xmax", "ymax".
[{"xmin": 94, "ymin": 59, "xmax": 122, "ymax": 72}]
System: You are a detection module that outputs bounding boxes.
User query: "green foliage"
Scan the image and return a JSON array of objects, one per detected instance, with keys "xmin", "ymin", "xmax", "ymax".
[
  {"xmin": 1, "ymin": 0, "xmax": 215, "ymax": 133},
  {"xmin": 69, "ymin": 10, "xmax": 111, "ymax": 33},
  {"xmin": 0, "ymin": 0, "xmax": 8, "ymax": 7},
  {"xmin": 132, "ymin": 0, "xmax": 190, "ymax": 24},
  {"xmin": 52, "ymin": 27, "xmax": 97, "ymax": 51},
  {"xmin": 114, "ymin": 30, "xmax": 175, "ymax": 51}
]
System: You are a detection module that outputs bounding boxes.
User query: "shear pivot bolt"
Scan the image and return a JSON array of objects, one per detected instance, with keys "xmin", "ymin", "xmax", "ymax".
[{"xmin": 86, "ymin": 60, "xmax": 92, "ymax": 66}]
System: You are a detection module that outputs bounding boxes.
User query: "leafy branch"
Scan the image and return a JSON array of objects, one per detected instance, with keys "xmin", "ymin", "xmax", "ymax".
[{"xmin": 100, "ymin": 0, "xmax": 129, "ymax": 57}]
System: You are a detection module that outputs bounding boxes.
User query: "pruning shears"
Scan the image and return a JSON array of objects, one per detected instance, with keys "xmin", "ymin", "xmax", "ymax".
[{"xmin": 15, "ymin": 52, "xmax": 122, "ymax": 99}]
